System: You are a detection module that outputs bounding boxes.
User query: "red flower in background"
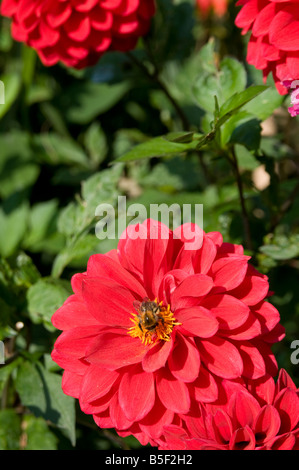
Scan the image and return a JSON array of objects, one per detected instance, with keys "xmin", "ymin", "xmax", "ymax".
[
  {"xmin": 51, "ymin": 220, "xmax": 284, "ymax": 445},
  {"xmin": 156, "ymin": 369, "xmax": 299, "ymax": 450},
  {"xmin": 0, "ymin": 0, "xmax": 155, "ymax": 69},
  {"xmin": 235, "ymin": 0, "xmax": 299, "ymax": 115},
  {"xmin": 196, "ymin": 0, "xmax": 228, "ymax": 18}
]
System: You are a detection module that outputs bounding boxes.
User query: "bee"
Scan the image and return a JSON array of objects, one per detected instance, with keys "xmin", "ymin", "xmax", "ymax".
[{"xmin": 133, "ymin": 297, "xmax": 164, "ymax": 332}]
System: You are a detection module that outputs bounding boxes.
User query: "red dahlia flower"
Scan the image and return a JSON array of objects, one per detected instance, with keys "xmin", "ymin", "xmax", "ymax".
[
  {"xmin": 156, "ymin": 369, "xmax": 299, "ymax": 450},
  {"xmin": 51, "ymin": 220, "xmax": 284, "ymax": 444},
  {"xmin": 235, "ymin": 0, "xmax": 299, "ymax": 116},
  {"xmin": 196, "ymin": 0, "xmax": 228, "ymax": 18},
  {"xmin": 0, "ymin": 0, "xmax": 156, "ymax": 69}
]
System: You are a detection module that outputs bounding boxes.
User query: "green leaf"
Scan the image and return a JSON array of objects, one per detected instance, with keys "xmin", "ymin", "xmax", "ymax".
[
  {"xmin": 15, "ymin": 361, "xmax": 76, "ymax": 446},
  {"xmin": 242, "ymin": 87, "xmax": 285, "ymax": 121},
  {"xmin": 219, "ymin": 85, "xmax": 268, "ymax": 120},
  {"xmin": 36, "ymin": 133, "xmax": 91, "ymax": 168},
  {"xmin": 27, "ymin": 278, "xmax": 71, "ymax": 330},
  {"xmin": 260, "ymin": 243, "xmax": 299, "ymax": 260},
  {"xmin": 51, "ymin": 235, "xmax": 99, "ymax": 278},
  {"xmin": 116, "ymin": 135, "xmax": 199, "ymax": 162},
  {"xmin": 60, "ymin": 81, "xmax": 130, "ymax": 125},
  {"xmin": 0, "ymin": 409, "xmax": 21, "ymax": 450},
  {"xmin": 23, "ymin": 199, "xmax": 59, "ymax": 249},
  {"xmin": 0, "ymin": 73, "xmax": 22, "ymax": 119},
  {"xmin": 23, "ymin": 415, "xmax": 58, "ymax": 450},
  {"xmin": 221, "ymin": 112, "xmax": 262, "ymax": 150},
  {"xmin": 0, "ymin": 198, "xmax": 30, "ymax": 258},
  {"xmin": 193, "ymin": 56, "xmax": 246, "ymax": 113},
  {"xmin": 0, "ymin": 358, "xmax": 22, "ymax": 396},
  {"xmin": 84, "ymin": 122, "xmax": 108, "ymax": 166}
]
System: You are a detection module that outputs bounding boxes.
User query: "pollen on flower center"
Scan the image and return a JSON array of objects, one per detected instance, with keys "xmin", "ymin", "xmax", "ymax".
[{"xmin": 128, "ymin": 299, "xmax": 180, "ymax": 345}]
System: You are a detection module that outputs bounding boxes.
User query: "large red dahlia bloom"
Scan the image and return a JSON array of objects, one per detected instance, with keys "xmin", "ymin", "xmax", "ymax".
[
  {"xmin": 235, "ymin": 0, "xmax": 299, "ymax": 115},
  {"xmin": 51, "ymin": 220, "xmax": 284, "ymax": 444},
  {"xmin": 156, "ymin": 369, "xmax": 299, "ymax": 450},
  {"xmin": 0, "ymin": 0, "xmax": 156, "ymax": 69}
]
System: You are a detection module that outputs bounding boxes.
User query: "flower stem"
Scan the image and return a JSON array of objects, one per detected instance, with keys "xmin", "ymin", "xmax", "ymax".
[
  {"xmin": 126, "ymin": 51, "xmax": 190, "ymax": 131},
  {"xmin": 229, "ymin": 147, "xmax": 253, "ymax": 251}
]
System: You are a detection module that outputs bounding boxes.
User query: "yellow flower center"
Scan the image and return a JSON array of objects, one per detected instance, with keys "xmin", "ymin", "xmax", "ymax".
[{"xmin": 128, "ymin": 300, "xmax": 181, "ymax": 345}]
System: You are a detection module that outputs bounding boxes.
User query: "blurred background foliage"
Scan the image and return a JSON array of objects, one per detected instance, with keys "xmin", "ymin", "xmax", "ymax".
[{"xmin": 0, "ymin": 0, "xmax": 299, "ymax": 450}]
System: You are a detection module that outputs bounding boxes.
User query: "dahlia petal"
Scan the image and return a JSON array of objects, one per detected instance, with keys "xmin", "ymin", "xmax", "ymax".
[
  {"xmin": 139, "ymin": 395, "xmax": 174, "ymax": 439},
  {"xmin": 82, "ymin": 278, "xmax": 134, "ymax": 327},
  {"xmin": 246, "ymin": 374, "xmax": 276, "ymax": 407},
  {"xmin": 254, "ymin": 405, "xmax": 281, "ymax": 444},
  {"xmin": 252, "ymin": 300, "xmax": 280, "ymax": 335},
  {"xmin": 51, "ymin": 295, "xmax": 96, "ymax": 330},
  {"xmin": 252, "ymin": 2, "xmax": 276, "ymax": 36},
  {"xmin": 75, "ymin": 0, "xmax": 99, "ymax": 12},
  {"xmin": 109, "ymin": 393, "xmax": 134, "ymax": 430},
  {"xmin": 229, "ymin": 391, "xmax": 261, "ymax": 428},
  {"xmin": 46, "ymin": 4, "xmax": 72, "ymax": 28},
  {"xmin": 193, "ymin": 236, "xmax": 217, "ymax": 274},
  {"xmin": 235, "ymin": 0, "xmax": 260, "ymax": 32},
  {"xmin": 53, "ymin": 326, "xmax": 103, "ymax": 358},
  {"xmin": 269, "ymin": 432, "xmax": 296, "ymax": 450},
  {"xmin": 198, "ymin": 337, "xmax": 243, "ymax": 379},
  {"xmin": 210, "ymin": 409, "xmax": 233, "ymax": 444},
  {"xmin": 270, "ymin": 11, "xmax": 299, "ymax": 51},
  {"xmin": 172, "ymin": 224, "xmax": 204, "ymax": 273},
  {"xmin": 238, "ymin": 342, "xmax": 266, "ymax": 379},
  {"xmin": 168, "ymin": 334, "xmax": 200, "ymax": 383},
  {"xmin": 255, "ymin": 341, "xmax": 278, "ymax": 377},
  {"xmin": 274, "ymin": 388, "xmax": 299, "ymax": 433},
  {"xmin": 86, "ymin": 253, "xmax": 147, "ymax": 299},
  {"xmin": 200, "ymin": 294, "xmax": 250, "ymax": 330},
  {"xmin": 158, "ymin": 269, "xmax": 189, "ymax": 305},
  {"xmin": 64, "ymin": 16, "xmax": 91, "ymax": 42},
  {"xmin": 175, "ymin": 306, "xmax": 219, "ymax": 338},
  {"xmin": 229, "ymin": 425, "xmax": 256, "ymax": 450},
  {"xmin": 0, "ymin": 0, "xmax": 18, "ymax": 16},
  {"xmin": 171, "ymin": 274, "xmax": 214, "ymax": 309},
  {"xmin": 118, "ymin": 364, "xmax": 155, "ymax": 421},
  {"xmin": 143, "ymin": 220, "xmax": 174, "ymax": 298},
  {"xmin": 222, "ymin": 311, "xmax": 262, "ymax": 340},
  {"xmin": 117, "ymin": 222, "xmax": 148, "ymax": 279},
  {"xmin": 230, "ymin": 265, "xmax": 270, "ymax": 306},
  {"xmin": 142, "ymin": 337, "xmax": 174, "ymax": 372},
  {"xmin": 210, "ymin": 255, "xmax": 250, "ymax": 291},
  {"xmin": 192, "ymin": 366, "xmax": 219, "ymax": 403},
  {"xmin": 80, "ymin": 365, "xmax": 119, "ymax": 403},
  {"xmin": 93, "ymin": 409, "xmax": 114, "ymax": 429},
  {"xmin": 85, "ymin": 329, "xmax": 147, "ymax": 369},
  {"xmin": 205, "ymin": 231, "xmax": 223, "ymax": 248},
  {"xmin": 276, "ymin": 368, "xmax": 297, "ymax": 393},
  {"xmin": 61, "ymin": 370, "xmax": 83, "ymax": 398},
  {"xmin": 51, "ymin": 349, "xmax": 87, "ymax": 375},
  {"xmin": 156, "ymin": 368, "xmax": 190, "ymax": 414}
]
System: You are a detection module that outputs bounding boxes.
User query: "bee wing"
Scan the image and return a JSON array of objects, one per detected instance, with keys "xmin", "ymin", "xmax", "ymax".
[{"xmin": 133, "ymin": 300, "xmax": 142, "ymax": 312}]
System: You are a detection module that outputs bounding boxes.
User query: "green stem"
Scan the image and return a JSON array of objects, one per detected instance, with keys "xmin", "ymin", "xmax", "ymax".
[
  {"xmin": 126, "ymin": 51, "xmax": 190, "ymax": 131},
  {"xmin": 229, "ymin": 147, "xmax": 253, "ymax": 251}
]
